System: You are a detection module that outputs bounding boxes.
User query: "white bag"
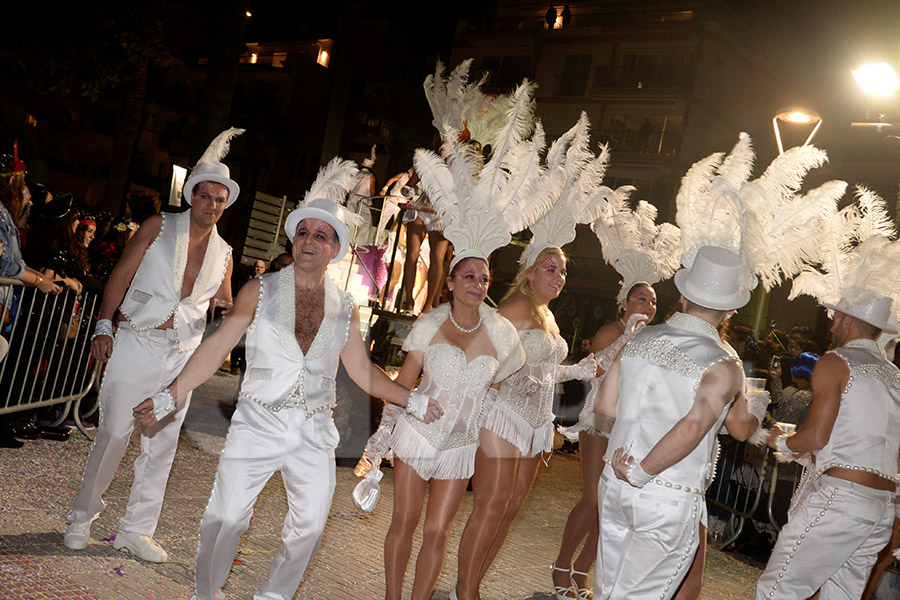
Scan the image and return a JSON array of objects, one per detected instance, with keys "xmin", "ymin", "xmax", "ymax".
[{"xmin": 352, "ymin": 461, "xmax": 384, "ymax": 512}]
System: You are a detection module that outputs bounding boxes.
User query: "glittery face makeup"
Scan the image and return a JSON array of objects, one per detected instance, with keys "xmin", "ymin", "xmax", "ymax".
[
  {"xmin": 625, "ymin": 284, "xmax": 657, "ymax": 320},
  {"xmin": 191, "ymin": 181, "xmax": 229, "ymax": 227},
  {"xmin": 449, "ymin": 258, "xmax": 490, "ymax": 306},
  {"xmin": 529, "ymin": 252, "xmax": 567, "ymax": 303},
  {"xmin": 293, "ymin": 218, "xmax": 340, "ymax": 265}
]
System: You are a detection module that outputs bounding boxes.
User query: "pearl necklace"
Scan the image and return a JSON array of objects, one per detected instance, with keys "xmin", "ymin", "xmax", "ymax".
[{"xmin": 449, "ymin": 309, "xmax": 482, "ymax": 333}]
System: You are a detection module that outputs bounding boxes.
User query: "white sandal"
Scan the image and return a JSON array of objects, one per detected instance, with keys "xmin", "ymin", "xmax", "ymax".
[
  {"xmin": 570, "ymin": 567, "xmax": 593, "ymax": 600},
  {"xmin": 552, "ymin": 562, "xmax": 577, "ymax": 600}
]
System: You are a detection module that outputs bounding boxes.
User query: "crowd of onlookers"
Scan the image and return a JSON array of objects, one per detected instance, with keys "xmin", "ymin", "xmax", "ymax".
[{"xmin": 0, "ymin": 147, "xmax": 139, "ymax": 447}]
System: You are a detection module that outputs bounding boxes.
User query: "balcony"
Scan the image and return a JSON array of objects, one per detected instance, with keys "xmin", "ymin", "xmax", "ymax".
[
  {"xmin": 591, "ymin": 65, "xmax": 695, "ymax": 93},
  {"xmin": 595, "ymin": 128, "xmax": 681, "ymax": 159}
]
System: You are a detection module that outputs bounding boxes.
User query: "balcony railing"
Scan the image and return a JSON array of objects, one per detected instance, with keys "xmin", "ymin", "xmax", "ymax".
[{"xmin": 591, "ymin": 65, "xmax": 695, "ymax": 93}]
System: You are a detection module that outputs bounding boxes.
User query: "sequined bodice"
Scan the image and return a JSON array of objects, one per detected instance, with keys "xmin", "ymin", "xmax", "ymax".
[
  {"xmin": 405, "ymin": 343, "xmax": 499, "ymax": 450},
  {"xmin": 495, "ymin": 329, "xmax": 568, "ymax": 428}
]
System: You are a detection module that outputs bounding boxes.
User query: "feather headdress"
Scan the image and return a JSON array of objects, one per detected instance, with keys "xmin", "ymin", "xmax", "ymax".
[
  {"xmin": 184, "ymin": 127, "xmax": 245, "ymax": 208},
  {"xmin": 676, "ymin": 133, "xmax": 840, "ymax": 293},
  {"xmin": 283, "ymin": 156, "xmax": 363, "ymax": 264},
  {"xmin": 789, "ymin": 187, "xmax": 900, "ymax": 332},
  {"xmin": 415, "ymin": 80, "xmax": 550, "ymax": 268},
  {"xmin": 592, "ymin": 194, "xmax": 682, "ymax": 306}
]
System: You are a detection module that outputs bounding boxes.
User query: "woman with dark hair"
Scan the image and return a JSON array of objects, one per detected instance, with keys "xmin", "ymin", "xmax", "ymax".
[
  {"xmin": 453, "ymin": 246, "xmax": 597, "ymax": 600},
  {"xmin": 375, "ymin": 256, "xmax": 524, "ymax": 600}
]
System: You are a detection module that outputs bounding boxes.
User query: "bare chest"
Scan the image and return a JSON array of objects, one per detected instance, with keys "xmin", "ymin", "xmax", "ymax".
[
  {"xmin": 294, "ymin": 288, "xmax": 325, "ymax": 354},
  {"xmin": 180, "ymin": 240, "xmax": 208, "ymax": 299}
]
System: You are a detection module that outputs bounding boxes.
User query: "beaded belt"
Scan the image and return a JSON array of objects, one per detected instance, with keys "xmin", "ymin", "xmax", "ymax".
[{"xmin": 603, "ymin": 458, "xmax": 704, "ymax": 495}]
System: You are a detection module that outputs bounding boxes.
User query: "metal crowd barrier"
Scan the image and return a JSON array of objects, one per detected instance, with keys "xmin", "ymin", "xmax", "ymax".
[
  {"xmin": 706, "ymin": 435, "xmax": 805, "ymax": 548},
  {"xmin": 0, "ymin": 277, "xmax": 103, "ymax": 438}
]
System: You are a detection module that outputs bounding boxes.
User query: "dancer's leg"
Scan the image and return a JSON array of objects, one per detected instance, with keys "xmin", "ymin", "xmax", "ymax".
[
  {"xmin": 477, "ymin": 453, "xmax": 542, "ymax": 583},
  {"xmin": 410, "ymin": 477, "xmax": 469, "ymax": 600},
  {"xmin": 384, "ymin": 459, "xmax": 428, "ymax": 600},
  {"xmin": 423, "ymin": 231, "xmax": 448, "ymax": 312},
  {"xmin": 402, "ymin": 221, "xmax": 425, "ymax": 310},
  {"xmin": 554, "ymin": 432, "xmax": 607, "ymax": 594},
  {"xmin": 456, "ymin": 430, "xmax": 520, "ymax": 599}
]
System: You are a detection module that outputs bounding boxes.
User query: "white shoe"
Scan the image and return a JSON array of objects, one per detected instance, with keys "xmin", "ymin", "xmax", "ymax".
[
  {"xmin": 63, "ymin": 521, "xmax": 91, "ymax": 550},
  {"xmin": 113, "ymin": 531, "xmax": 168, "ymax": 562}
]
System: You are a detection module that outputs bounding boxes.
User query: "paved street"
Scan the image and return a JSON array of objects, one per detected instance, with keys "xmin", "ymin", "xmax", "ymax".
[{"xmin": 0, "ymin": 371, "xmax": 762, "ymax": 599}]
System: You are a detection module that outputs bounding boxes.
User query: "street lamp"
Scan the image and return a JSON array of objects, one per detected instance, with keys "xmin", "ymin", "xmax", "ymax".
[
  {"xmin": 751, "ymin": 108, "xmax": 823, "ymax": 337},
  {"xmin": 851, "ymin": 62, "xmax": 900, "ymax": 131},
  {"xmin": 772, "ymin": 108, "xmax": 822, "ymax": 155}
]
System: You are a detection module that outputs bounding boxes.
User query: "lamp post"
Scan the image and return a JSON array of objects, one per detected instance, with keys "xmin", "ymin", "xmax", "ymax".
[
  {"xmin": 851, "ymin": 62, "xmax": 900, "ymax": 132},
  {"xmin": 750, "ymin": 108, "xmax": 822, "ymax": 338}
]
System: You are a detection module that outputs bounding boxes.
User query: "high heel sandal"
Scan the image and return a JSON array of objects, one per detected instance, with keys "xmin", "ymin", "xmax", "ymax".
[
  {"xmin": 551, "ymin": 562, "xmax": 577, "ymax": 600},
  {"xmin": 570, "ymin": 567, "xmax": 593, "ymax": 600}
]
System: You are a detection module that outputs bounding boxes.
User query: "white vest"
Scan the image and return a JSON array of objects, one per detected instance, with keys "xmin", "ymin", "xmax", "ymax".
[
  {"xmin": 119, "ymin": 210, "xmax": 231, "ymax": 353},
  {"xmin": 238, "ymin": 268, "xmax": 353, "ymax": 418},
  {"xmin": 815, "ymin": 339, "xmax": 900, "ymax": 481},
  {"xmin": 606, "ymin": 312, "xmax": 738, "ymax": 492}
]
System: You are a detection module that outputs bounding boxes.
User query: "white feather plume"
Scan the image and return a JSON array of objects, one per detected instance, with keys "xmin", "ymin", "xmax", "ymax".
[
  {"xmin": 302, "ymin": 157, "xmax": 363, "ymax": 227},
  {"xmin": 592, "ymin": 195, "xmax": 682, "ymax": 305},
  {"xmin": 423, "ymin": 59, "xmax": 487, "ymax": 133},
  {"xmin": 196, "ymin": 127, "xmax": 245, "ymax": 166}
]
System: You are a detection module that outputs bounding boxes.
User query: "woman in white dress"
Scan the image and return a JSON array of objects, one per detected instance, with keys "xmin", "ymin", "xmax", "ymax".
[
  {"xmin": 381, "ymin": 256, "xmax": 524, "ymax": 600},
  {"xmin": 453, "ymin": 247, "xmax": 596, "ymax": 600},
  {"xmin": 551, "ymin": 282, "xmax": 655, "ymax": 599}
]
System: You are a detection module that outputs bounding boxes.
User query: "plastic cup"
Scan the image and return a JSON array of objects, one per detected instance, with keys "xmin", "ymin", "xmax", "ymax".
[
  {"xmin": 776, "ymin": 422, "xmax": 797, "ymax": 434},
  {"xmin": 745, "ymin": 377, "xmax": 766, "ymax": 395}
]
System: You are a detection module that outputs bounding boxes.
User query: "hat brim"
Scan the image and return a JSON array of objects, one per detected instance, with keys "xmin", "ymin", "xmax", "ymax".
[
  {"xmin": 284, "ymin": 207, "xmax": 349, "ymax": 264},
  {"xmin": 183, "ymin": 174, "xmax": 240, "ymax": 208},
  {"xmin": 822, "ymin": 302, "xmax": 898, "ymax": 335},
  {"xmin": 674, "ymin": 269, "xmax": 751, "ymax": 311}
]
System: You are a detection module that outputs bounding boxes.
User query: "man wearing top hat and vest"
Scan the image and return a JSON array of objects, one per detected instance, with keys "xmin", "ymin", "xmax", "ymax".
[
  {"xmin": 757, "ymin": 291, "xmax": 900, "ymax": 599},
  {"xmin": 593, "ymin": 246, "xmax": 767, "ymax": 599},
  {"xmin": 63, "ymin": 129, "xmax": 242, "ymax": 562},
  {"xmin": 131, "ymin": 158, "xmax": 443, "ymax": 600}
]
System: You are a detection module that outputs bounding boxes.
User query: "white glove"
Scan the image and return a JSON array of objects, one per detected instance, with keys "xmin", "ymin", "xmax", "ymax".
[
  {"xmin": 554, "ymin": 354, "xmax": 598, "ymax": 383},
  {"xmin": 626, "ymin": 460, "xmax": 653, "ymax": 488},
  {"xmin": 352, "ymin": 460, "xmax": 384, "ymax": 512},
  {"xmin": 365, "ymin": 402, "xmax": 403, "ymax": 458},
  {"xmin": 747, "ymin": 390, "xmax": 770, "ymax": 424},
  {"xmin": 511, "ymin": 371, "xmax": 542, "ymax": 396},
  {"xmin": 150, "ymin": 388, "xmax": 176, "ymax": 419},
  {"xmin": 595, "ymin": 314, "xmax": 648, "ymax": 372},
  {"xmin": 405, "ymin": 390, "xmax": 429, "ymax": 420},
  {"xmin": 91, "ymin": 318, "xmax": 114, "ymax": 341}
]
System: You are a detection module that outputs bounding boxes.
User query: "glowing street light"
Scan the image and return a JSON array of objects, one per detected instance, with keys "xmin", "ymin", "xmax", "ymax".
[
  {"xmin": 852, "ymin": 62, "xmax": 900, "ymax": 97},
  {"xmin": 772, "ymin": 108, "xmax": 822, "ymax": 155}
]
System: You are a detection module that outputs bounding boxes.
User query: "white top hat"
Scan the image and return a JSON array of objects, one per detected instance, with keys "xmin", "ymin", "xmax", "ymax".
[
  {"xmin": 824, "ymin": 294, "xmax": 898, "ymax": 334},
  {"xmin": 674, "ymin": 245, "xmax": 752, "ymax": 310},
  {"xmin": 283, "ymin": 157, "xmax": 362, "ymax": 264},
  {"xmin": 183, "ymin": 128, "xmax": 244, "ymax": 208}
]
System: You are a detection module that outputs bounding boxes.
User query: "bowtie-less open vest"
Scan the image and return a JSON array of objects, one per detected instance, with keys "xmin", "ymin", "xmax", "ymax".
[
  {"xmin": 597, "ymin": 312, "xmax": 738, "ymax": 600},
  {"xmin": 757, "ymin": 339, "xmax": 900, "ymax": 600},
  {"xmin": 67, "ymin": 210, "xmax": 231, "ymax": 534},
  {"xmin": 194, "ymin": 268, "xmax": 355, "ymax": 600}
]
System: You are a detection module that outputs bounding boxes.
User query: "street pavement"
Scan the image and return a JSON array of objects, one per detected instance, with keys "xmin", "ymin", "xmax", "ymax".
[{"xmin": 0, "ymin": 371, "xmax": 762, "ymax": 599}]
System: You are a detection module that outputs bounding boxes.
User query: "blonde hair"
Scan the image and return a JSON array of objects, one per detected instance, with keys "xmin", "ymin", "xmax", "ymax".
[{"xmin": 502, "ymin": 247, "xmax": 566, "ymax": 331}]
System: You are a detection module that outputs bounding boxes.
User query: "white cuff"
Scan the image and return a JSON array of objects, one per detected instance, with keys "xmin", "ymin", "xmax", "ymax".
[
  {"xmin": 747, "ymin": 391, "xmax": 770, "ymax": 423},
  {"xmin": 775, "ymin": 433, "xmax": 792, "ymax": 454},
  {"xmin": 406, "ymin": 391, "xmax": 428, "ymax": 420},
  {"xmin": 626, "ymin": 460, "xmax": 653, "ymax": 488},
  {"xmin": 92, "ymin": 319, "xmax": 114, "ymax": 341},
  {"xmin": 151, "ymin": 388, "xmax": 176, "ymax": 419}
]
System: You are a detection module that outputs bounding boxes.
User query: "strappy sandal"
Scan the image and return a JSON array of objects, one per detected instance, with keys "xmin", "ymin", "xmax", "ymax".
[
  {"xmin": 570, "ymin": 567, "xmax": 593, "ymax": 600},
  {"xmin": 551, "ymin": 562, "xmax": 577, "ymax": 600}
]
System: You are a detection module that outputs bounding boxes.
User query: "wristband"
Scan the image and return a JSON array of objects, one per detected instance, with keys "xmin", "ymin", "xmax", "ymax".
[
  {"xmin": 406, "ymin": 390, "xmax": 428, "ymax": 420},
  {"xmin": 91, "ymin": 319, "xmax": 114, "ymax": 341},
  {"xmin": 775, "ymin": 433, "xmax": 792, "ymax": 454},
  {"xmin": 150, "ymin": 388, "xmax": 176, "ymax": 419},
  {"xmin": 625, "ymin": 460, "xmax": 653, "ymax": 488}
]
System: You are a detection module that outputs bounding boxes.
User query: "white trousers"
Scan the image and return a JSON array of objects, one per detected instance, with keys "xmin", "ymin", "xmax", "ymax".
[
  {"xmin": 194, "ymin": 400, "xmax": 338, "ymax": 600},
  {"xmin": 596, "ymin": 471, "xmax": 702, "ymax": 600},
  {"xmin": 67, "ymin": 327, "xmax": 192, "ymax": 535},
  {"xmin": 757, "ymin": 474, "xmax": 894, "ymax": 600}
]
